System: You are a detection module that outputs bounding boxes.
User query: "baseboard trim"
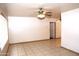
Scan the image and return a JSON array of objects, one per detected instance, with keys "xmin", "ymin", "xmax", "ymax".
[
  {"xmin": 10, "ymin": 39, "xmax": 50, "ymax": 45},
  {"xmin": 61, "ymin": 46, "xmax": 79, "ymax": 55},
  {"xmin": 0, "ymin": 40, "xmax": 9, "ymax": 56}
]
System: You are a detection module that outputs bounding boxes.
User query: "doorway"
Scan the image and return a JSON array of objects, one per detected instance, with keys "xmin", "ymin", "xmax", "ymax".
[{"xmin": 50, "ymin": 22, "xmax": 56, "ymax": 39}]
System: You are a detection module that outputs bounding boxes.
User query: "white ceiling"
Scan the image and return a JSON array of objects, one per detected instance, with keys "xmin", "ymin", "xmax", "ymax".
[
  {"xmin": 7, "ymin": 3, "xmax": 60, "ymax": 17},
  {"xmin": 0, "ymin": 3, "xmax": 79, "ymax": 19}
]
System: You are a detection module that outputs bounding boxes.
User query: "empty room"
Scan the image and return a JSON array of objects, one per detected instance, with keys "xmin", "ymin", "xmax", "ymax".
[{"xmin": 0, "ymin": 3, "xmax": 79, "ymax": 56}]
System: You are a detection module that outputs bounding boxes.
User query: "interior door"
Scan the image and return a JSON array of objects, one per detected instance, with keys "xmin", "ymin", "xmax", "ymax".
[{"xmin": 50, "ymin": 22, "xmax": 56, "ymax": 39}]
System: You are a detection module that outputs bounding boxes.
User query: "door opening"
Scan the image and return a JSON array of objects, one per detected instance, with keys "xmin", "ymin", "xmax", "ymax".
[{"xmin": 50, "ymin": 22, "xmax": 56, "ymax": 39}]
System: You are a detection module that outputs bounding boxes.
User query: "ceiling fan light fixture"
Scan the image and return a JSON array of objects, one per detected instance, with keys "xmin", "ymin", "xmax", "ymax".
[
  {"xmin": 37, "ymin": 14, "xmax": 45, "ymax": 19},
  {"xmin": 37, "ymin": 8, "xmax": 45, "ymax": 20}
]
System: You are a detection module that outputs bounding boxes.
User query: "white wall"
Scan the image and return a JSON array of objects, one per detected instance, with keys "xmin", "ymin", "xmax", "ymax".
[
  {"xmin": 56, "ymin": 20, "xmax": 61, "ymax": 38},
  {"xmin": 8, "ymin": 17, "xmax": 56, "ymax": 44},
  {"xmin": 61, "ymin": 8, "xmax": 79, "ymax": 53},
  {"xmin": 0, "ymin": 14, "xmax": 8, "ymax": 51}
]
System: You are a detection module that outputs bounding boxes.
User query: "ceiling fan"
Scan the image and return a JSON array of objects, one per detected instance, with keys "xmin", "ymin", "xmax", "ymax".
[{"xmin": 37, "ymin": 8, "xmax": 52, "ymax": 20}]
